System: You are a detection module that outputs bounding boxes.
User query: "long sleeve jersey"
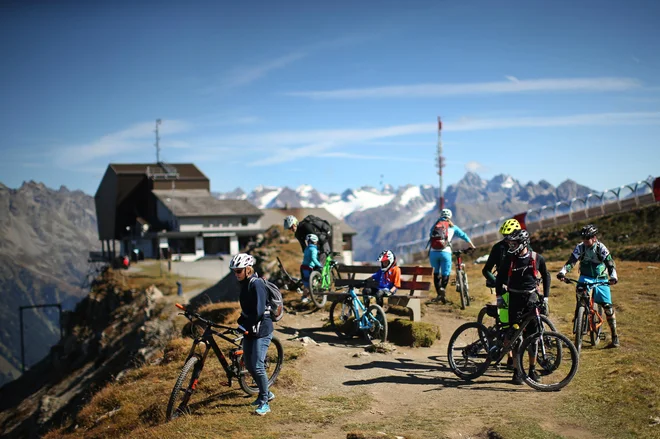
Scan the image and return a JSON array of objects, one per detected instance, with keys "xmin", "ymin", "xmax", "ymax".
[
  {"xmin": 428, "ymin": 223, "xmax": 473, "ymax": 253},
  {"xmin": 560, "ymin": 241, "xmax": 617, "ymax": 279},
  {"xmin": 496, "ymin": 251, "xmax": 551, "ymax": 298}
]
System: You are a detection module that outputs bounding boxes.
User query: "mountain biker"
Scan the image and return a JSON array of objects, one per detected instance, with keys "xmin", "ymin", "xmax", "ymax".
[
  {"xmin": 428, "ymin": 208, "xmax": 476, "ymax": 303},
  {"xmin": 495, "ymin": 229, "xmax": 551, "ymax": 385},
  {"xmin": 482, "ymin": 218, "xmax": 523, "ymax": 369},
  {"xmin": 300, "ymin": 234, "xmax": 322, "ymax": 304},
  {"xmin": 556, "ymin": 224, "xmax": 620, "ymax": 348},
  {"xmin": 362, "ymin": 250, "xmax": 401, "ymax": 308},
  {"xmin": 231, "ymin": 253, "xmax": 275, "ymax": 415},
  {"xmin": 284, "ymin": 215, "xmax": 333, "ymax": 262}
]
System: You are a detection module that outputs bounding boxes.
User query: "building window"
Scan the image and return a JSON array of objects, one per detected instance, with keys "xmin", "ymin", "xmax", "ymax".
[
  {"xmin": 241, "ymin": 217, "xmax": 248, "ymax": 226},
  {"xmin": 203, "ymin": 219, "xmax": 210, "ymax": 228},
  {"xmin": 342, "ymin": 235, "xmax": 353, "ymax": 251}
]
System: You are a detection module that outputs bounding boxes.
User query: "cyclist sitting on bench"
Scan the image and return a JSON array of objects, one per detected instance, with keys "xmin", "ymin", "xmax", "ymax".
[{"xmin": 363, "ymin": 250, "xmax": 401, "ymax": 308}]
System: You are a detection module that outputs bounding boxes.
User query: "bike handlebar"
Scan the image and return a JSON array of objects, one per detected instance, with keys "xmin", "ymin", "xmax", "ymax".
[
  {"xmin": 560, "ymin": 277, "xmax": 611, "ymax": 287},
  {"xmin": 175, "ymin": 303, "xmax": 247, "ymax": 334},
  {"xmin": 452, "ymin": 248, "xmax": 475, "ymax": 255}
]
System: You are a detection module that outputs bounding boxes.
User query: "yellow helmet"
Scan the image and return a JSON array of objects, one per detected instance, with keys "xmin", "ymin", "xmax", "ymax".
[{"xmin": 499, "ymin": 218, "xmax": 521, "ymax": 236}]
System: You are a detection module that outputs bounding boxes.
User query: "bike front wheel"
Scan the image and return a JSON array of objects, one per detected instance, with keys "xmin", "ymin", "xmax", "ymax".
[
  {"xmin": 447, "ymin": 322, "xmax": 491, "ymax": 380},
  {"xmin": 574, "ymin": 307, "xmax": 585, "ymax": 353},
  {"xmin": 516, "ymin": 331, "xmax": 579, "ymax": 392},
  {"xmin": 456, "ymin": 271, "xmax": 466, "ymax": 310},
  {"xmin": 364, "ymin": 304, "xmax": 388, "ymax": 344},
  {"xmin": 461, "ymin": 271, "xmax": 470, "ymax": 307},
  {"xmin": 166, "ymin": 355, "xmax": 202, "ymax": 421},
  {"xmin": 329, "ymin": 298, "xmax": 359, "ymax": 339},
  {"xmin": 238, "ymin": 336, "xmax": 284, "ymax": 395},
  {"xmin": 590, "ymin": 305, "xmax": 605, "ymax": 346},
  {"xmin": 309, "ymin": 271, "xmax": 327, "ymax": 309}
]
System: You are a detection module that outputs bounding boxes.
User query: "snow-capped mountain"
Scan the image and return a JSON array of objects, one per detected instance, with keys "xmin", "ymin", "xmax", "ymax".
[{"xmin": 214, "ymin": 173, "xmax": 594, "ymax": 260}]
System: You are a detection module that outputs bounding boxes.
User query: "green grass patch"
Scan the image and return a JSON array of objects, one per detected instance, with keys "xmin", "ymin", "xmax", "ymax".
[{"xmin": 387, "ymin": 319, "xmax": 441, "ymax": 347}]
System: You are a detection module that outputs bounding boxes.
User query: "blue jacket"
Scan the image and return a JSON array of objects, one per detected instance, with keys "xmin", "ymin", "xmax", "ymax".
[{"xmin": 302, "ymin": 244, "xmax": 322, "ymax": 268}]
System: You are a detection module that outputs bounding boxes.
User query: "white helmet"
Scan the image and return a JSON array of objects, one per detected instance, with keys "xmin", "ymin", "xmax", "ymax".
[
  {"xmin": 229, "ymin": 253, "xmax": 255, "ymax": 269},
  {"xmin": 283, "ymin": 215, "xmax": 298, "ymax": 229},
  {"xmin": 441, "ymin": 208, "xmax": 453, "ymax": 220},
  {"xmin": 378, "ymin": 250, "xmax": 396, "ymax": 272},
  {"xmin": 306, "ymin": 234, "xmax": 318, "ymax": 245}
]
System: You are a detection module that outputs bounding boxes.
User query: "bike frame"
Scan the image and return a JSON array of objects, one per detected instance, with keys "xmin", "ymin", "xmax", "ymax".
[
  {"xmin": 345, "ymin": 286, "xmax": 376, "ymax": 331},
  {"xmin": 489, "ymin": 305, "xmax": 548, "ymax": 364},
  {"xmin": 567, "ymin": 279, "xmax": 608, "ymax": 336},
  {"xmin": 320, "ymin": 252, "xmax": 340, "ymax": 290}
]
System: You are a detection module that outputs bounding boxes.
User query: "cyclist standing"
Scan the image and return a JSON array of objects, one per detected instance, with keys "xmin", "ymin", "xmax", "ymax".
[
  {"xmin": 428, "ymin": 208, "xmax": 476, "ymax": 303},
  {"xmin": 300, "ymin": 234, "xmax": 322, "ymax": 304},
  {"xmin": 283, "ymin": 215, "xmax": 333, "ymax": 262},
  {"xmin": 556, "ymin": 224, "xmax": 619, "ymax": 348},
  {"xmin": 231, "ymin": 253, "xmax": 275, "ymax": 415},
  {"xmin": 363, "ymin": 250, "xmax": 401, "ymax": 308},
  {"xmin": 495, "ymin": 229, "xmax": 551, "ymax": 384}
]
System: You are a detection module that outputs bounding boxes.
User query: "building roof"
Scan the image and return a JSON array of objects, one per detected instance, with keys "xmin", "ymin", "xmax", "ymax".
[
  {"xmin": 109, "ymin": 163, "xmax": 208, "ymax": 180},
  {"xmin": 261, "ymin": 207, "xmax": 357, "ymax": 235},
  {"xmin": 153, "ymin": 189, "xmax": 262, "ymax": 218}
]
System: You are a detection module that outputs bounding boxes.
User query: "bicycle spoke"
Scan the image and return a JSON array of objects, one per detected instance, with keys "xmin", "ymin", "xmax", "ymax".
[
  {"xmin": 447, "ymin": 322, "xmax": 491, "ymax": 380},
  {"xmin": 517, "ymin": 331, "xmax": 579, "ymax": 392}
]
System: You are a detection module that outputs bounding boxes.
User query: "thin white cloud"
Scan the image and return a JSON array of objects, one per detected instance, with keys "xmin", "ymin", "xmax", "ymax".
[
  {"xmin": 319, "ymin": 152, "xmax": 428, "ymax": 163},
  {"xmin": 223, "ymin": 52, "xmax": 307, "ymax": 88},
  {"xmin": 465, "ymin": 161, "xmax": 486, "ymax": 173},
  {"xmin": 285, "ymin": 77, "xmax": 642, "ymax": 99}
]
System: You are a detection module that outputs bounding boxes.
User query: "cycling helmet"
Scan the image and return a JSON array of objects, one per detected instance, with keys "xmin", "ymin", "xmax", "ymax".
[
  {"xmin": 581, "ymin": 224, "xmax": 598, "ymax": 239},
  {"xmin": 283, "ymin": 215, "xmax": 298, "ymax": 230},
  {"xmin": 378, "ymin": 250, "xmax": 396, "ymax": 271},
  {"xmin": 499, "ymin": 218, "xmax": 522, "ymax": 236},
  {"xmin": 505, "ymin": 229, "xmax": 530, "ymax": 256},
  {"xmin": 441, "ymin": 208, "xmax": 453, "ymax": 220},
  {"xmin": 230, "ymin": 253, "xmax": 256, "ymax": 269},
  {"xmin": 305, "ymin": 234, "xmax": 318, "ymax": 245}
]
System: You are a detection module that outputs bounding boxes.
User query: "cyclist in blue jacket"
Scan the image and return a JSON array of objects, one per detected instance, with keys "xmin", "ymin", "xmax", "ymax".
[
  {"xmin": 428, "ymin": 208, "xmax": 476, "ymax": 303},
  {"xmin": 300, "ymin": 234, "xmax": 322, "ymax": 304}
]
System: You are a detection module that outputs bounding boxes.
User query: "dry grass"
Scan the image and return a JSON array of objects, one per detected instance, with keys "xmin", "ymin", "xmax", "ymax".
[{"xmin": 120, "ymin": 260, "xmax": 213, "ymax": 296}]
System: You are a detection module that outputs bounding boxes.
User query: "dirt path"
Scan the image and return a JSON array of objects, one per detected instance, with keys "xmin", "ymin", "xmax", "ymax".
[{"xmin": 275, "ymin": 303, "xmax": 589, "ymax": 439}]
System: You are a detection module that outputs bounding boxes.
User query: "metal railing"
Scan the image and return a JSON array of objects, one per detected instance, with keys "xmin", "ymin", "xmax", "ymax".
[{"xmin": 395, "ymin": 176, "xmax": 659, "ymax": 260}]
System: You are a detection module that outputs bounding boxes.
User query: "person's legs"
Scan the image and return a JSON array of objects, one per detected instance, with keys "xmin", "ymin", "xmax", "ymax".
[
  {"xmin": 439, "ymin": 251, "xmax": 452, "ymax": 300},
  {"xmin": 249, "ymin": 333, "xmax": 273, "ymax": 410},
  {"xmin": 428, "ymin": 251, "xmax": 444, "ymax": 301},
  {"xmin": 588, "ymin": 278, "xmax": 619, "ymax": 347}
]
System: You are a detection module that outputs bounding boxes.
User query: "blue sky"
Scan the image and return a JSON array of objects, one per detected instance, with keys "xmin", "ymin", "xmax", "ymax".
[{"xmin": 1, "ymin": 0, "xmax": 659, "ymax": 196}]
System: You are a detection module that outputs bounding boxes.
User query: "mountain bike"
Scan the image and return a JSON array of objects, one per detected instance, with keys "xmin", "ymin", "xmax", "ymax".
[
  {"xmin": 274, "ymin": 257, "xmax": 304, "ymax": 294},
  {"xmin": 561, "ymin": 277, "xmax": 611, "ymax": 353},
  {"xmin": 309, "ymin": 252, "xmax": 342, "ymax": 309},
  {"xmin": 477, "ymin": 299, "xmax": 557, "ymax": 333},
  {"xmin": 166, "ymin": 303, "xmax": 284, "ymax": 421},
  {"xmin": 452, "ymin": 249, "xmax": 473, "ymax": 309},
  {"xmin": 447, "ymin": 299, "xmax": 579, "ymax": 391},
  {"xmin": 328, "ymin": 279, "xmax": 388, "ymax": 344}
]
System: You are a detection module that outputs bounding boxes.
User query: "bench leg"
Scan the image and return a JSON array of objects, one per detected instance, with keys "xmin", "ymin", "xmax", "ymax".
[{"xmin": 407, "ymin": 299, "xmax": 421, "ymax": 322}]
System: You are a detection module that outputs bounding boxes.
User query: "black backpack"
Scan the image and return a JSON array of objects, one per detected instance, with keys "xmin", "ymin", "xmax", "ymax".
[{"xmin": 302, "ymin": 215, "xmax": 332, "ymax": 237}]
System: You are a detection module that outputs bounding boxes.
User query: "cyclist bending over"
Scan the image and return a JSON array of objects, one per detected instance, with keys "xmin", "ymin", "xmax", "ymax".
[
  {"xmin": 556, "ymin": 224, "xmax": 619, "ymax": 348},
  {"xmin": 495, "ymin": 229, "xmax": 551, "ymax": 385},
  {"xmin": 428, "ymin": 208, "xmax": 476, "ymax": 303}
]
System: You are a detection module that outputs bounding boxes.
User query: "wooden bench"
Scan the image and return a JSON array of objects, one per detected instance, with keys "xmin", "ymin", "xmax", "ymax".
[{"xmin": 332, "ymin": 265, "xmax": 433, "ymax": 322}]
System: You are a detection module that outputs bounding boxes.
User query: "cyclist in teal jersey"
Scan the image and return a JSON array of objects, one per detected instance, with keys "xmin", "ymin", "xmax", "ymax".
[{"xmin": 557, "ymin": 224, "xmax": 620, "ymax": 348}]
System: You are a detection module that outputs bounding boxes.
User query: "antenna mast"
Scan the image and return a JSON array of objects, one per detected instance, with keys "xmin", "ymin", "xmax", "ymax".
[
  {"xmin": 155, "ymin": 119, "xmax": 162, "ymax": 163},
  {"xmin": 436, "ymin": 117, "xmax": 445, "ymax": 211}
]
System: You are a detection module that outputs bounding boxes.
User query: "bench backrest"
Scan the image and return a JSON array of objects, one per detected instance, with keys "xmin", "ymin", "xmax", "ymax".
[{"xmin": 335, "ymin": 265, "xmax": 433, "ymax": 296}]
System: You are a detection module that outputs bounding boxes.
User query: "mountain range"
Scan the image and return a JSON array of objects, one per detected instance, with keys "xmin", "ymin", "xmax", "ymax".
[
  {"xmin": 0, "ymin": 182, "xmax": 99, "ymax": 387},
  {"xmin": 216, "ymin": 172, "xmax": 594, "ymax": 260}
]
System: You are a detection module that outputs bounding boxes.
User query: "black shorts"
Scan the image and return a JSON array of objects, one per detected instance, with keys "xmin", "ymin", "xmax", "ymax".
[{"xmin": 508, "ymin": 292, "xmax": 540, "ymax": 335}]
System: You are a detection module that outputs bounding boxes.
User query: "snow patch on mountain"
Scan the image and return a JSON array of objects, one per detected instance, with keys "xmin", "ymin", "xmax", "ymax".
[
  {"xmin": 399, "ymin": 186, "xmax": 422, "ymax": 206},
  {"xmin": 404, "ymin": 201, "xmax": 437, "ymax": 226},
  {"xmin": 324, "ymin": 188, "xmax": 396, "ymax": 219}
]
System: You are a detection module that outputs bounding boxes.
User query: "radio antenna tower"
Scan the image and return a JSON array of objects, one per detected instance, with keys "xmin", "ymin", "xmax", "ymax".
[
  {"xmin": 155, "ymin": 119, "xmax": 162, "ymax": 163},
  {"xmin": 436, "ymin": 117, "xmax": 445, "ymax": 211}
]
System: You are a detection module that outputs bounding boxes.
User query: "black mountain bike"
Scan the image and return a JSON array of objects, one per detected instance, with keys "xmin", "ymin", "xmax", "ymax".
[
  {"xmin": 452, "ymin": 249, "xmax": 472, "ymax": 309},
  {"xmin": 166, "ymin": 303, "xmax": 284, "ymax": 420},
  {"xmin": 448, "ymin": 299, "xmax": 579, "ymax": 391}
]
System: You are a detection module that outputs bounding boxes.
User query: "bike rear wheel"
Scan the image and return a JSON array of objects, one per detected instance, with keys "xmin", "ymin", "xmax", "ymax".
[
  {"xmin": 590, "ymin": 305, "xmax": 605, "ymax": 346},
  {"xmin": 447, "ymin": 322, "xmax": 491, "ymax": 380},
  {"xmin": 331, "ymin": 265, "xmax": 342, "ymax": 291},
  {"xmin": 516, "ymin": 331, "xmax": 579, "ymax": 392},
  {"xmin": 364, "ymin": 304, "xmax": 388, "ymax": 344},
  {"xmin": 166, "ymin": 355, "xmax": 202, "ymax": 421},
  {"xmin": 574, "ymin": 307, "xmax": 585, "ymax": 353},
  {"xmin": 309, "ymin": 271, "xmax": 327, "ymax": 309},
  {"xmin": 238, "ymin": 336, "xmax": 284, "ymax": 395},
  {"xmin": 329, "ymin": 298, "xmax": 359, "ymax": 338}
]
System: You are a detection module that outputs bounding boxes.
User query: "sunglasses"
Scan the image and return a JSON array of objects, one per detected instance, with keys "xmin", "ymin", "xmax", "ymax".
[{"xmin": 232, "ymin": 268, "xmax": 245, "ymax": 274}]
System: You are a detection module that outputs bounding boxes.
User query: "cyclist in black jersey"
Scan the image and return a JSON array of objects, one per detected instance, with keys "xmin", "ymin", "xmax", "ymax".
[{"xmin": 495, "ymin": 229, "xmax": 551, "ymax": 385}]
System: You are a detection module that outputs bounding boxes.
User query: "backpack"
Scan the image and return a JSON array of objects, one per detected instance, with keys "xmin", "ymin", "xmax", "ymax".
[
  {"xmin": 429, "ymin": 219, "xmax": 451, "ymax": 250},
  {"xmin": 251, "ymin": 277, "xmax": 285, "ymax": 322},
  {"xmin": 507, "ymin": 250, "xmax": 540, "ymax": 289},
  {"xmin": 302, "ymin": 215, "xmax": 332, "ymax": 237}
]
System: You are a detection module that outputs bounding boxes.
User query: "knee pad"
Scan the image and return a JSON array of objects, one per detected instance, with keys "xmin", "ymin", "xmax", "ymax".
[{"xmin": 603, "ymin": 303, "xmax": 615, "ymax": 317}]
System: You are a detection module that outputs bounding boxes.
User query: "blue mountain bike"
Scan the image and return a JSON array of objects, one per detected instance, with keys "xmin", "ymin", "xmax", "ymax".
[{"xmin": 328, "ymin": 280, "xmax": 388, "ymax": 343}]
